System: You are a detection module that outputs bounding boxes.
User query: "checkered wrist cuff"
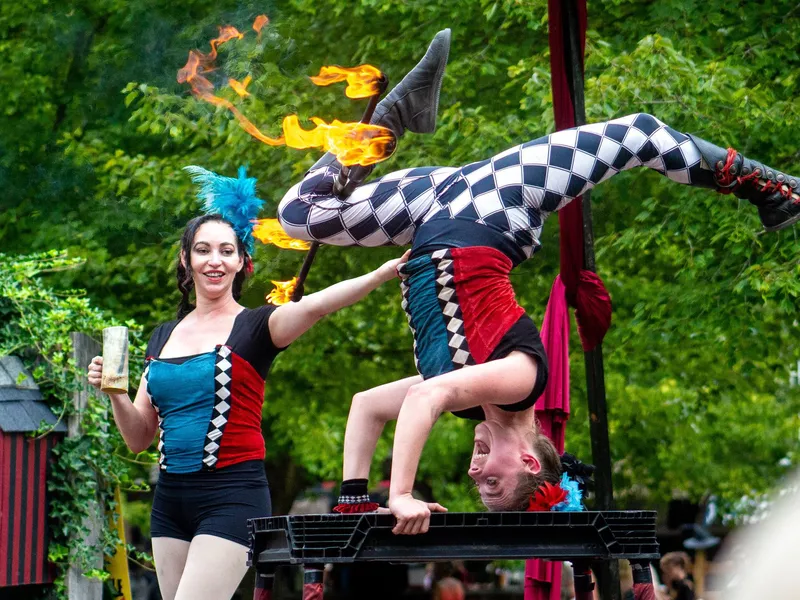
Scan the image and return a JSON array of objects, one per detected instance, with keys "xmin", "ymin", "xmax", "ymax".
[{"xmin": 338, "ymin": 493, "xmax": 371, "ymax": 505}]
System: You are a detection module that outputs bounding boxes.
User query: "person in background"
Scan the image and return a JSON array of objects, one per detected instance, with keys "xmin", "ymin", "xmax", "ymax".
[
  {"xmin": 659, "ymin": 552, "xmax": 695, "ymax": 600},
  {"xmin": 561, "ymin": 562, "xmax": 576, "ymax": 600},
  {"xmin": 434, "ymin": 577, "xmax": 465, "ymax": 600}
]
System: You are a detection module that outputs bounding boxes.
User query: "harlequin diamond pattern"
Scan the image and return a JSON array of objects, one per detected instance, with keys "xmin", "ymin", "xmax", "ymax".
[
  {"xmin": 279, "ymin": 165, "xmax": 457, "ymax": 247},
  {"xmin": 202, "ymin": 346, "xmax": 233, "ymax": 470},
  {"xmin": 278, "ymin": 114, "xmax": 704, "ymax": 259},
  {"xmin": 431, "ymin": 250, "xmax": 475, "ymax": 369}
]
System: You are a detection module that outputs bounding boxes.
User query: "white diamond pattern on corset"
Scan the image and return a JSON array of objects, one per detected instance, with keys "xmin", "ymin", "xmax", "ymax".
[
  {"xmin": 433, "ymin": 251, "xmax": 475, "ymax": 369},
  {"xmin": 201, "ymin": 346, "xmax": 233, "ymax": 470}
]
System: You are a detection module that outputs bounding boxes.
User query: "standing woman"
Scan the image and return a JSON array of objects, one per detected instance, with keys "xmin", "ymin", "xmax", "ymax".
[{"xmin": 87, "ymin": 166, "xmax": 406, "ymax": 600}]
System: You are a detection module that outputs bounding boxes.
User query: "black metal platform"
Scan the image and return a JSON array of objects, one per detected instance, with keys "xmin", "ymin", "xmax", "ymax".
[{"xmin": 248, "ymin": 511, "xmax": 659, "ymax": 569}]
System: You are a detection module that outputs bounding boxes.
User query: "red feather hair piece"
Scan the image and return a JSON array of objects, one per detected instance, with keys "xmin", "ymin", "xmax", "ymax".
[{"xmin": 527, "ymin": 482, "xmax": 568, "ymax": 512}]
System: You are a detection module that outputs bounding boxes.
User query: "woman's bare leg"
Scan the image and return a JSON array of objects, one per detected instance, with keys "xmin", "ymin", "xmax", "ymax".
[
  {"xmin": 152, "ymin": 537, "xmax": 191, "ymax": 600},
  {"xmin": 173, "ymin": 535, "xmax": 249, "ymax": 600}
]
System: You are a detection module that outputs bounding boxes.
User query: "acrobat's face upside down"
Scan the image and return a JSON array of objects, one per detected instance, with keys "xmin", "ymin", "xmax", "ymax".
[{"xmin": 468, "ymin": 420, "xmax": 541, "ymax": 510}]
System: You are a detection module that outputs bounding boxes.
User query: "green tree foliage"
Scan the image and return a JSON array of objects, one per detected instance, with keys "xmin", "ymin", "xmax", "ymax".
[
  {"xmin": 2, "ymin": 0, "xmax": 800, "ymax": 518},
  {"xmin": 0, "ymin": 251, "xmax": 152, "ymax": 595}
]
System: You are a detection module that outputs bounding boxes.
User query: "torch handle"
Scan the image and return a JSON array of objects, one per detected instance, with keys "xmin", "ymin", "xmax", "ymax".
[
  {"xmin": 290, "ymin": 241, "xmax": 320, "ymax": 302},
  {"xmin": 334, "ymin": 75, "xmax": 389, "ymax": 190},
  {"xmin": 293, "ymin": 74, "xmax": 390, "ymax": 302}
]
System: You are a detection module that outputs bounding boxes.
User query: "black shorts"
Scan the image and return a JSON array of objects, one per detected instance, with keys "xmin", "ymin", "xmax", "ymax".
[
  {"xmin": 150, "ymin": 460, "xmax": 271, "ymax": 547},
  {"xmin": 450, "ymin": 314, "xmax": 549, "ymax": 421}
]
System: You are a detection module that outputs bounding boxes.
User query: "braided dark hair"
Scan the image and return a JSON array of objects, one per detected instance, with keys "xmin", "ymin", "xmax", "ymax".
[{"xmin": 176, "ymin": 214, "xmax": 252, "ymax": 319}]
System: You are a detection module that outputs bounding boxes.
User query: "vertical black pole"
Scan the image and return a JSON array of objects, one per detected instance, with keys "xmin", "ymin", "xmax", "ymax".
[{"xmin": 562, "ymin": 2, "xmax": 620, "ymax": 599}]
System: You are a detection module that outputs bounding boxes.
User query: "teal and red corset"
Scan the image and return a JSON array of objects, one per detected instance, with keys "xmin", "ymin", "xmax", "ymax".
[
  {"xmin": 399, "ymin": 246, "xmax": 525, "ymax": 380},
  {"xmin": 145, "ymin": 345, "xmax": 266, "ymax": 473}
]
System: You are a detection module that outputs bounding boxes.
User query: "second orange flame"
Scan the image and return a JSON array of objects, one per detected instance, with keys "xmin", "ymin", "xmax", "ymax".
[
  {"xmin": 266, "ymin": 278, "xmax": 298, "ymax": 305},
  {"xmin": 310, "ymin": 64, "xmax": 384, "ymax": 99},
  {"xmin": 283, "ymin": 116, "xmax": 395, "ymax": 167},
  {"xmin": 252, "ymin": 219, "xmax": 311, "ymax": 250}
]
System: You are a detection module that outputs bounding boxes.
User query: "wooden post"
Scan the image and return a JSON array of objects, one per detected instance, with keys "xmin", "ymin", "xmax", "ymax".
[
  {"xmin": 694, "ymin": 550, "xmax": 707, "ymax": 598},
  {"xmin": 562, "ymin": 1, "xmax": 620, "ymax": 598},
  {"xmin": 67, "ymin": 332, "xmax": 104, "ymax": 600}
]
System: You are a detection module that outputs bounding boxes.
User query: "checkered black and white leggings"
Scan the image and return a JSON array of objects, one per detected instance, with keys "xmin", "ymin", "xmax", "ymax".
[{"xmin": 278, "ymin": 113, "xmax": 713, "ymax": 258}]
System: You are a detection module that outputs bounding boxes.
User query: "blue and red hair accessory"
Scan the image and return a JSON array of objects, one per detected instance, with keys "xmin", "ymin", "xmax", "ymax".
[
  {"xmin": 527, "ymin": 473, "xmax": 585, "ymax": 512},
  {"xmin": 184, "ymin": 165, "xmax": 264, "ymax": 254},
  {"xmin": 527, "ymin": 481, "xmax": 567, "ymax": 511}
]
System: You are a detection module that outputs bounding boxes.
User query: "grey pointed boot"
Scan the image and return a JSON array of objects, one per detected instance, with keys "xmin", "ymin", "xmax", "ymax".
[
  {"xmin": 689, "ymin": 134, "xmax": 800, "ymax": 232},
  {"xmin": 371, "ymin": 28, "xmax": 451, "ymax": 138},
  {"xmin": 340, "ymin": 29, "xmax": 451, "ymax": 195}
]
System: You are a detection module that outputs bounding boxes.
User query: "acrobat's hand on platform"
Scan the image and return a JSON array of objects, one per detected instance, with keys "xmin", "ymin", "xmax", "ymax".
[{"xmin": 388, "ymin": 493, "xmax": 447, "ymax": 535}]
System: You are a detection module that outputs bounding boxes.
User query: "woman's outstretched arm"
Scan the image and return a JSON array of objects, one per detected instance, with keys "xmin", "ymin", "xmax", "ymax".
[
  {"xmin": 268, "ymin": 250, "xmax": 409, "ymax": 348},
  {"xmin": 342, "ymin": 376, "xmax": 422, "ymax": 481}
]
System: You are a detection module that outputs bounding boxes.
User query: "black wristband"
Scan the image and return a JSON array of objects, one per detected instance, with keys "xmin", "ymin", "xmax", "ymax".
[{"xmin": 339, "ymin": 479, "xmax": 369, "ymax": 503}]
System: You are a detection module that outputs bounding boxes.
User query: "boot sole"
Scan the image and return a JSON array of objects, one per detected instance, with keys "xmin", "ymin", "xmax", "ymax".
[
  {"xmin": 763, "ymin": 210, "xmax": 800, "ymax": 232},
  {"xmin": 424, "ymin": 29, "xmax": 451, "ymax": 133}
]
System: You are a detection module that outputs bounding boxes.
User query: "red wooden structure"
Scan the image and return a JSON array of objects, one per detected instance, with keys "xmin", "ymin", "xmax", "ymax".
[{"xmin": 0, "ymin": 355, "xmax": 65, "ymax": 588}]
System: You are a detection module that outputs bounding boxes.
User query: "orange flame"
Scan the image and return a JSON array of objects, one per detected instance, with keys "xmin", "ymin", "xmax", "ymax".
[
  {"xmin": 178, "ymin": 24, "xmax": 395, "ymax": 166},
  {"xmin": 310, "ymin": 64, "xmax": 384, "ymax": 99},
  {"xmin": 283, "ymin": 116, "xmax": 395, "ymax": 167},
  {"xmin": 229, "ymin": 75, "xmax": 252, "ymax": 97},
  {"xmin": 178, "ymin": 31, "xmax": 284, "ymax": 146},
  {"xmin": 253, "ymin": 15, "xmax": 269, "ymax": 34},
  {"xmin": 266, "ymin": 277, "xmax": 298, "ymax": 305},
  {"xmin": 208, "ymin": 26, "xmax": 244, "ymax": 61},
  {"xmin": 252, "ymin": 219, "xmax": 312, "ymax": 250}
]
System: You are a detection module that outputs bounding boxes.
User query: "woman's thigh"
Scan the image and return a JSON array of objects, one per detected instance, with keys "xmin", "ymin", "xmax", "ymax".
[
  {"xmin": 152, "ymin": 537, "xmax": 191, "ymax": 600},
  {"xmin": 173, "ymin": 534, "xmax": 250, "ymax": 600}
]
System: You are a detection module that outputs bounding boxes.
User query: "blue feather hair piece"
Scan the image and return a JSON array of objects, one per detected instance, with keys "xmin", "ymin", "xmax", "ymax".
[
  {"xmin": 553, "ymin": 473, "xmax": 584, "ymax": 512},
  {"xmin": 183, "ymin": 165, "xmax": 264, "ymax": 254}
]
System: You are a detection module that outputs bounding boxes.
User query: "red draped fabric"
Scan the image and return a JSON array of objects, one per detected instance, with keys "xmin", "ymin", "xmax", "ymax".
[
  {"xmin": 525, "ymin": 1, "xmax": 612, "ymax": 599},
  {"xmin": 524, "ymin": 277, "xmax": 571, "ymax": 600},
  {"xmin": 302, "ymin": 583, "xmax": 323, "ymax": 600},
  {"xmin": 633, "ymin": 583, "xmax": 657, "ymax": 600}
]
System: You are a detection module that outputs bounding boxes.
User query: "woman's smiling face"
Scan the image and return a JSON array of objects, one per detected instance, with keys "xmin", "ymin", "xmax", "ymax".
[{"xmin": 187, "ymin": 220, "xmax": 244, "ymax": 300}]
